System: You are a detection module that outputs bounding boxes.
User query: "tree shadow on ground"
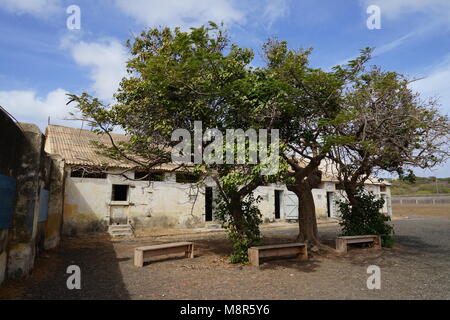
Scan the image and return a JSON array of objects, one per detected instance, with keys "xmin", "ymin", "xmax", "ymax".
[
  {"xmin": 194, "ymin": 234, "xmax": 325, "ymax": 272},
  {"xmin": 257, "ymin": 257, "xmax": 321, "ymax": 272},
  {"xmin": 2, "ymin": 235, "xmax": 131, "ymax": 300},
  {"xmin": 111, "ymin": 229, "xmax": 339, "ymax": 274}
]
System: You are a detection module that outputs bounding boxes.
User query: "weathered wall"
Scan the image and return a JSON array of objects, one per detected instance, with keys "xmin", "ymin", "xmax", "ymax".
[
  {"xmin": 63, "ymin": 168, "xmax": 338, "ymax": 234},
  {"xmin": 7, "ymin": 123, "xmax": 48, "ymax": 279},
  {"xmin": 43, "ymin": 155, "xmax": 65, "ymax": 249},
  {"xmin": 0, "ymin": 112, "xmax": 64, "ymax": 285},
  {"xmin": 333, "ymin": 184, "xmax": 393, "ymax": 217},
  {"xmin": 63, "ymin": 170, "xmax": 207, "ymax": 235},
  {"xmin": 0, "ymin": 109, "xmax": 26, "ymax": 284},
  {"xmin": 253, "ymin": 184, "xmax": 334, "ymax": 221}
]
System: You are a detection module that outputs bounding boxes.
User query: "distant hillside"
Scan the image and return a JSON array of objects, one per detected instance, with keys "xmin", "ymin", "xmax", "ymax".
[{"xmin": 387, "ymin": 177, "xmax": 450, "ymax": 195}]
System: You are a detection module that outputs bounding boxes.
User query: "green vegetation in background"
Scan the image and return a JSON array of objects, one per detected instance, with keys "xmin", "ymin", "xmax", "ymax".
[{"xmin": 388, "ymin": 177, "xmax": 450, "ymax": 195}]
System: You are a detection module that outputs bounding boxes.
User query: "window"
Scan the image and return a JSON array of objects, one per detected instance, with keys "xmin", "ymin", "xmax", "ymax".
[
  {"xmin": 112, "ymin": 185, "xmax": 129, "ymax": 202},
  {"xmin": 335, "ymin": 183, "xmax": 344, "ymax": 190},
  {"xmin": 134, "ymin": 171, "xmax": 165, "ymax": 182},
  {"xmin": 380, "ymin": 185, "xmax": 387, "ymax": 192},
  {"xmin": 70, "ymin": 169, "xmax": 106, "ymax": 179},
  {"xmin": 176, "ymin": 173, "xmax": 200, "ymax": 184},
  {"xmin": 134, "ymin": 171, "xmax": 164, "ymax": 182}
]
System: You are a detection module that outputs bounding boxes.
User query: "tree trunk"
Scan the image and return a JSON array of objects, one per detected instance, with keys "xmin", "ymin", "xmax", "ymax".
[
  {"xmin": 295, "ymin": 182, "xmax": 320, "ymax": 244},
  {"xmin": 288, "ymin": 168, "xmax": 322, "ymax": 245},
  {"xmin": 344, "ymin": 184, "xmax": 360, "ymax": 211},
  {"xmin": 228, "ymin": 194, "xmax": 247, "ymax": 236}
]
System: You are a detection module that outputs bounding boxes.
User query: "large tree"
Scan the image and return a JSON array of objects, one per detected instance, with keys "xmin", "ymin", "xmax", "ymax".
[
  {"xmin": 258, "ymin": 41, "xmax": 370, "ymax": 245},
  {"xmin": 69, "ymin": 23, "xmax": 283, "ymax": 262},
  {"xmin": 329, "ymin": 65, "xmax": 450, "ymax": 209}
]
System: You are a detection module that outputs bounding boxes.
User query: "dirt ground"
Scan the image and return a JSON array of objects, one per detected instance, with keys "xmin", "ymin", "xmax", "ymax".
[
  {"xmin": 393, "ymin": 204, "xmax": 450, "ymax": 218},
  {"xmin": 1, "ymin": 210, "xmax": 449, "ymax": 300}
]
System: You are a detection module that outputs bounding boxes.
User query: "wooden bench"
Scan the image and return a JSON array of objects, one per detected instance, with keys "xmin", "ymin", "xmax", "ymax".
[
  {"xmin": 134, "ymin": 242, "xmax": 194, "ymax": 267},
  {"xmin": 248, "ymin": 243, "xmax": 308, "ymax": 267},
  {"xmin": 336, "ymin": 235, "xmax": 381, "ymax": 253}
]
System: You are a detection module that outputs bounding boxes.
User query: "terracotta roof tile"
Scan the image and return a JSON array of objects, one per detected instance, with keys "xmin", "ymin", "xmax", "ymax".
[{"xmin": 44, "ymin": 125, "xmax": 179, "ymax": 171}]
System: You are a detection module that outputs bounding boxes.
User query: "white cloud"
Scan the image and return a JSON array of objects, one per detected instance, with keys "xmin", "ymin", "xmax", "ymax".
[
  {"xmin": 361, "ymin": 0, "xmax": 450, "ymax": 21},
  {"xmin": 409, "ymin": 56, "xmax": 450, "ymax": 116},
  {"xmin": 263, "ymin": 0, "xmax": 289, "ymax": 28},
  {"xmin": 0, "ymin": 88, "xmax": 73, "ymax": 129},
  {"xmin": 0, "ymin": 36, "xmax": 128, "ymax": 130},
  {"xmin": 64, "ymin": 38, "xmax": 129, "ymax": 102},
  {"xmin": 408, "ymin": 57, "xmax": 450, "ymax": 177},
  {"xmin": 0, "ymin": 0, "xmax": 62, "ymax": 18},
  {"xmin": 114, "ymin": 0, "xmax": 245, "ymax": 28}
]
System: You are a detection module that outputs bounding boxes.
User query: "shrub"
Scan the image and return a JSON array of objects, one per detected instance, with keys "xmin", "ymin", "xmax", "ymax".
[
  {"xmin": 337, "ymin": 191, "xmax": 394, "ymax": 247},
  {"xmin": 215, "ymin": 193, "xmax": 263, "ymax": 264}
]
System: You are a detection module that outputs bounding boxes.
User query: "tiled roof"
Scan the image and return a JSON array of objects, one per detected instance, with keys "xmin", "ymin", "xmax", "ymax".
[
  {"xmin": 44, "ymin": 125, "xmax": 178, "ymax": 171},
  {"xmin": 44, "ymin": 125, "xmax": 136, "ymax": 168},
  {"xmin": 44, "ymin": 125, "xmax": 390, "ymax": 185}
]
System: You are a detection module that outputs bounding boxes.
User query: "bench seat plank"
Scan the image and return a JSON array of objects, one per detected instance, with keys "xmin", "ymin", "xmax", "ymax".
[
  {"xmin": 345, "ymin": 238, "xmax": 377, "ymax": 244},
  {"xmin": 336, "ymin": 235, "xmax": 381, "ymax": 253},
  {"xmin": 248, "ymin": 243, "xmax": 308, "ymax": 266},
  {"xmin": 250, "ymin": 243, "xmax": 307, "ymax": 250},
  {"xmin": 135, "ymin": 242, "xmax": 193, "ymax": 251},
  {"xmin": 134, "ymin": 242, "xmax": 194, "ymax": 267},
  {"xmin": 338, "ymin": 235, "xmax": 378, "ymax": 240}
]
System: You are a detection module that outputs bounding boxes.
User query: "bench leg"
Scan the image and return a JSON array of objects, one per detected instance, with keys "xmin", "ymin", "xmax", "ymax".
[
  {"xmin": 248, "ymin": 249, "xmax": 259, "ymax": 267},
  {"xmin": 336, "ymin": 239, "xmax": 347, "ymax": 253},
  {"xmin": 185, "ymin": 244, "xmax": 194, "ymax": 258},
  {"xmin": 134, "ymin": 250, "xmax": 144, "ymax": 268},
  {"xmin": 373, "ymin": 236, "xmax": 382, "ymax": 249},
  {"xmin": 298, "ymin": 246, "xmax": 308, "ymax": 260}
]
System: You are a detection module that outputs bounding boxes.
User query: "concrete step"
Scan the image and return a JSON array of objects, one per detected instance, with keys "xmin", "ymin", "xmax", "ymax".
[
  {"xmin": 108, "ymin": 224, "xmax": 134, "ymax": 238},
  {"xmin": 110, "ymin": 231, "xmax": 134, "ymax": 238},
  {"xmin": 205, "ymin": 223, "xmax": 222, "ymax": 229},
  {"xmin": 109, "ymin": 225, "xmax": 132, "ymax": 230}
]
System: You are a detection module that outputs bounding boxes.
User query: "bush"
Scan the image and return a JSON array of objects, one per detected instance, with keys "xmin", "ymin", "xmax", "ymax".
[
  {"xmin": 215, "ymin": 193, "xmax": 263, "ymax": 264},
  {"xmin": 337, "ymin": 191, "xmax": 394, "ymax": 247}
]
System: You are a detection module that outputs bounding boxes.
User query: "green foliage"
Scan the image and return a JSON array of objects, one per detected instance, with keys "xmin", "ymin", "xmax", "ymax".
[
  {"xmin": 215, "ymin": 191, "xmax": 262, "ymax": 264},
  {"xmin": 388, "ymin": 177, "xmax": 450, "ymax": 195},
  {"xmin": 337, "ymin": 191, "xmax": 394, "ymax": 247},
  {"xmin": 66, "ymin": 21, "xmax": 450, "ymax": 256}
]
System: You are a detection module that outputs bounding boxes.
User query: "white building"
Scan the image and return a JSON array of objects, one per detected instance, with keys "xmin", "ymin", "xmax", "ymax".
[{"xmin": 44, "ymin": 125, "xmax": 392, "ymax": 235}]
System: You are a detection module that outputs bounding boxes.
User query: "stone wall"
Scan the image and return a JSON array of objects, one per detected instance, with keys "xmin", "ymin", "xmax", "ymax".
[{"xmin": 0, "ymin": 108, "xmax": 64, "ymax": 285}]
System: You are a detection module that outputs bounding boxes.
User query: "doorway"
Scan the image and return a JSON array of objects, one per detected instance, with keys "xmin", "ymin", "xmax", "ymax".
[
  {"xmin": 110, "ymin": 206, "xmax": 128, "ymax": 225},
  {"xmin": 284, "ymin": 191, "xmax": 298, "ymax": 220},
  {"xmin": 326, "ymin": 192, "xmax": 334, "ymax": 218},
  {"xmin": 205, "ymin": 187, "xmax": 213, "ymax": 222},
  {"xmin": 274, "ymin": 190, "xmax": 282, "ymax": 219}
]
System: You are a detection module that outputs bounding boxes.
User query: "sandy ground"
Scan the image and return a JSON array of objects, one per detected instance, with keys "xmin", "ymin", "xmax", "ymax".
[
  {"xmin": 393, "ymin": 205, "xmax": 450, "ymax": 218},
  {"xmin": 0, "ymin": 210, "xmax": 449, "ymax": 300}
]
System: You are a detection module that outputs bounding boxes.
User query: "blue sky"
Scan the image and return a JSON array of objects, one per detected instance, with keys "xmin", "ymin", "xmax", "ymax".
[{"xmin": 0, "ymin": 0, "xmax": 449, "ymax": 177}]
